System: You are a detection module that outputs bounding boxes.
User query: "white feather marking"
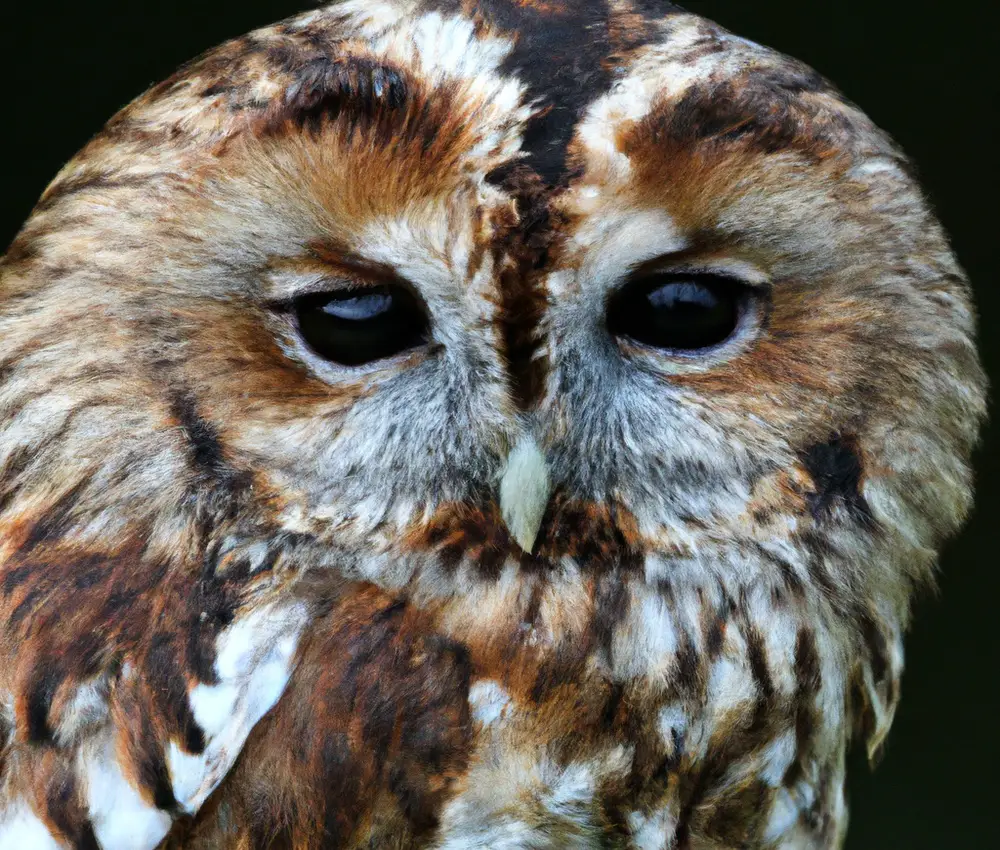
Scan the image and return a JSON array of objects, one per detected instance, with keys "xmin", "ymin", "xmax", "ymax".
[
  {"xmin": 612, "ymin": 589, "xmax": 678, "ymax": 681},
  {"xmin": 850, "ymin": 157, "xmax": 908, "ymax": 180},
  {"xmin": 167, "ymin": 602, "xmax": 308, "ymax": 814},
  {"xmin": 574, "ymin": 74, "xmax": 654, "ymax": 171},
  {"xmin": 627, "ymin": 805, "xmax": 678, "ymax": 850},
  {"xmin": 81, "ymin": 732, "xmax": 172, "ymax": 850},
  {"xmin": 564, "ymin": 207, "xmax": 687, "ymax": 311},
  {"xmin": 433, "ymin": 749, "xmax": 632, "ymax": 849},
  {"xmin": 325, "ymin": 0, "xmax": 416, "ymax": 38},
  {"xmin": 0, "ymin": 803, "xmax": 64, "ymax": 850},
  {"xmin": 759, "ymin": 731, "xmax": 797, "ymax": 786},
  {"xmin": 763, "ymin": 788, "xmax": 801, "ymax": 843},
  {"xmin": 542, "ymin": 747, "xmax": 633, "ymax": 826},
  {"xmin": 657, "ymin": 704, "xmax": 688, "ymax": 744},
  {"xmin": 165, "ymin": 741, "xmax": 207, "ymax": 814},
  {"xmin": 468, "ymin": 680, "xmax": 511, "ymax": 727},
  {"xmin": 366, "ymin": 9, "xmax": 530, "ymax": 165},
  {"xmin": 188, "ymin": 682, "xmax": 241, "ymax": 739},
  {"xmin": 383, "ymin": 11, "xmax": 514, "ymax": 81},
  {"xmin": 0, "ymin": 693, "xmax": 15, "ymax": 745},
  {"xmin": 707, "ymin": 654, "xmax": 756, "ymax": 709}
]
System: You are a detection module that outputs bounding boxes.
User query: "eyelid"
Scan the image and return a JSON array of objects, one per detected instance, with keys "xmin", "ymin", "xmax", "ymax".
[
  {"xmin": 260, "ymin": 249, "xmax": 421, "ymax": 309},
  {"xmin": 261, "ymin": 270, "xmax": 350, "ymax": 305},
  {"xmin": 260, "ymin": 264, "xmax": 385, "ymax": 305},
  {"xmin": 629, "ymin": 257, "xmax": 772, "ymax": 290}
]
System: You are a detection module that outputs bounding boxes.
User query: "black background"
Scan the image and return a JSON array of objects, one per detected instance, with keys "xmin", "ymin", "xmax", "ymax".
[{"xmin": 2, "ymin": 2, "xmax": 996, "ymax": 847}]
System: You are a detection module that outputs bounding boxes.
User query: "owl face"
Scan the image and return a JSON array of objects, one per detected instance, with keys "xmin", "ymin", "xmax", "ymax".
[
  {"xmin": 0, "ymin": 2, "xmax": 986, "ymax": 848},
  {"xmin": 5, "ymin": 3, "xmax": 976, "ymax": 574}
]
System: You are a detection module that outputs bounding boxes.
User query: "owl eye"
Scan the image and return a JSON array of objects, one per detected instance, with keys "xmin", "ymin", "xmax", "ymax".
[
  {"xmin": 293, "ymin": 285, "xmax": 429, "ymax": 366},
  {"xmin": 607, "ymin": 273, "xmax": 746, "ymax": 352}
]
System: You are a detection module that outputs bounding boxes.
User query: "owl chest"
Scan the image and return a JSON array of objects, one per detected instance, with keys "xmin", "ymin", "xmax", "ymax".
[
  {"xmin": 411, "ymin": 576, "xmax": 851, "ymax": 848},
  {"xmin": 223, "ymin": 572, "xmax": 849, "ymax": 848}
]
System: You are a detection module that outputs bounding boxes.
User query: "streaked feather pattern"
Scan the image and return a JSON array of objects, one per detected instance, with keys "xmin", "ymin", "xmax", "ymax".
[{"xmin": 0, "ymin": 2, "xmax": 985, "ymax": 848}]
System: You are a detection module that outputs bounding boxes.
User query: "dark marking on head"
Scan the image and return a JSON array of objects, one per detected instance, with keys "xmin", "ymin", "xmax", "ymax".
[
  {"xmin": 801, "ymin": 435, "xmax": 873, "ymax": 522},
  {"xmin": 489, "ymin": 164, "xmax": 555, "ymax": 409},
  {"xmin": 657, "ymin": 78, "xmax": 802, "ymax": 153},
  {"xmin": 169, "ymin": 391, "xmax": 229, "ymax": 480},
  {"xmin": 168, "ymin": 390, "xmax": 254, "ymax": 523},
  {"xmin": 432, "ymin": 3, "xmax": 684, "ymax": 407},
  {"xmin": 625, "ymin": 60, "xmax": 853, "ymax": 170},
  {"xmin": 490, "ymin": 0, "xmax": 617, "ymax": 185},
  {"xmin": 260, "ymin": 54, "xmax": 412, "ymax": 143},
  {"xmin": 430, "ymin": 0, "xmax": 678, "ymax": 185},
  {"xmin": 33, "ymin": 172, "xmax": 155, "ymax": 216}
]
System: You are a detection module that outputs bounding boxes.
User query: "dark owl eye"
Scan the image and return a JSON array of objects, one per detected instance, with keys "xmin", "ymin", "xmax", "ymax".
[
  {"xmin": 294, "ymin": 285, "xmax": 429, "ymax": 366},
  {"xmin": 607, "ymin": 274, "xmax": 746, "ymax": 352}
]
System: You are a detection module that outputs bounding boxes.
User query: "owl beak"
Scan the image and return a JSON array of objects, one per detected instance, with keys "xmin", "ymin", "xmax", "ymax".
[{"xmin": 500, "ymin": 436, "xmax": 552, "ymax": 555}]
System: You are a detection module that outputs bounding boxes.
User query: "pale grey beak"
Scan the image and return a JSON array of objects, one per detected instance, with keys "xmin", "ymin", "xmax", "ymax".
[{"xmin": 499, "ymin": 436, "xmax": 552, "ymax": 554}]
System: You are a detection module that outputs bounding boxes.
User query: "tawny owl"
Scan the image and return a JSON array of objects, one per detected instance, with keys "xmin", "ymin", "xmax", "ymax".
[{"xmin": 0, "ymin": 1, "xmax": 987, "ymax": 848}]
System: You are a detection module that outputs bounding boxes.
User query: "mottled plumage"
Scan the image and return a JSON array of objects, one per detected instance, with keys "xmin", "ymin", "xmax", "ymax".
[{"xmin": 0, "ymin": 2, "xmax": 986, "ymax": 848}]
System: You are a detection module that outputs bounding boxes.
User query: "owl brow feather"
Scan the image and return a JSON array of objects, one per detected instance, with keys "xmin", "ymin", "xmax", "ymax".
[{"xmin": 255, "ymin": 54, "xmax": 415, "ymax": 143}]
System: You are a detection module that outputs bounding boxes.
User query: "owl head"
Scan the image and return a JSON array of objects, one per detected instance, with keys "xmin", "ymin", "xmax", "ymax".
[
  {"xmin": 1, "ymin": 0, "xmax": 982, "ymax": 599},
  {"xmin": 0, "ymin": 1, "xmax": 987, "ymax": 845}
]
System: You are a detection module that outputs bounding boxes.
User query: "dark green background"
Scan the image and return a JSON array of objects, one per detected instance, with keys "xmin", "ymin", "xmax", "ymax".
[{"xmin": 2, "ymin": 2, "xmax": 995, "ymax": 846}]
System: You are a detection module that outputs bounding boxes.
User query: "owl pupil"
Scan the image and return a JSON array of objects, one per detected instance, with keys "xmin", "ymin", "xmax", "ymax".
[
  {"xmin": 607, "ymin": 274, "xmax": 744, "ymax": 351},
  {"xmin": 294, "ymin": 285, "xmax": 429, "ymax": 366}
]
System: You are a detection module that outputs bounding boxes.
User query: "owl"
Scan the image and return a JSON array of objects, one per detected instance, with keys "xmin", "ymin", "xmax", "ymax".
[{"xmin": 0, "ymin": 1, "xmax": 986, "ymax": 848}]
